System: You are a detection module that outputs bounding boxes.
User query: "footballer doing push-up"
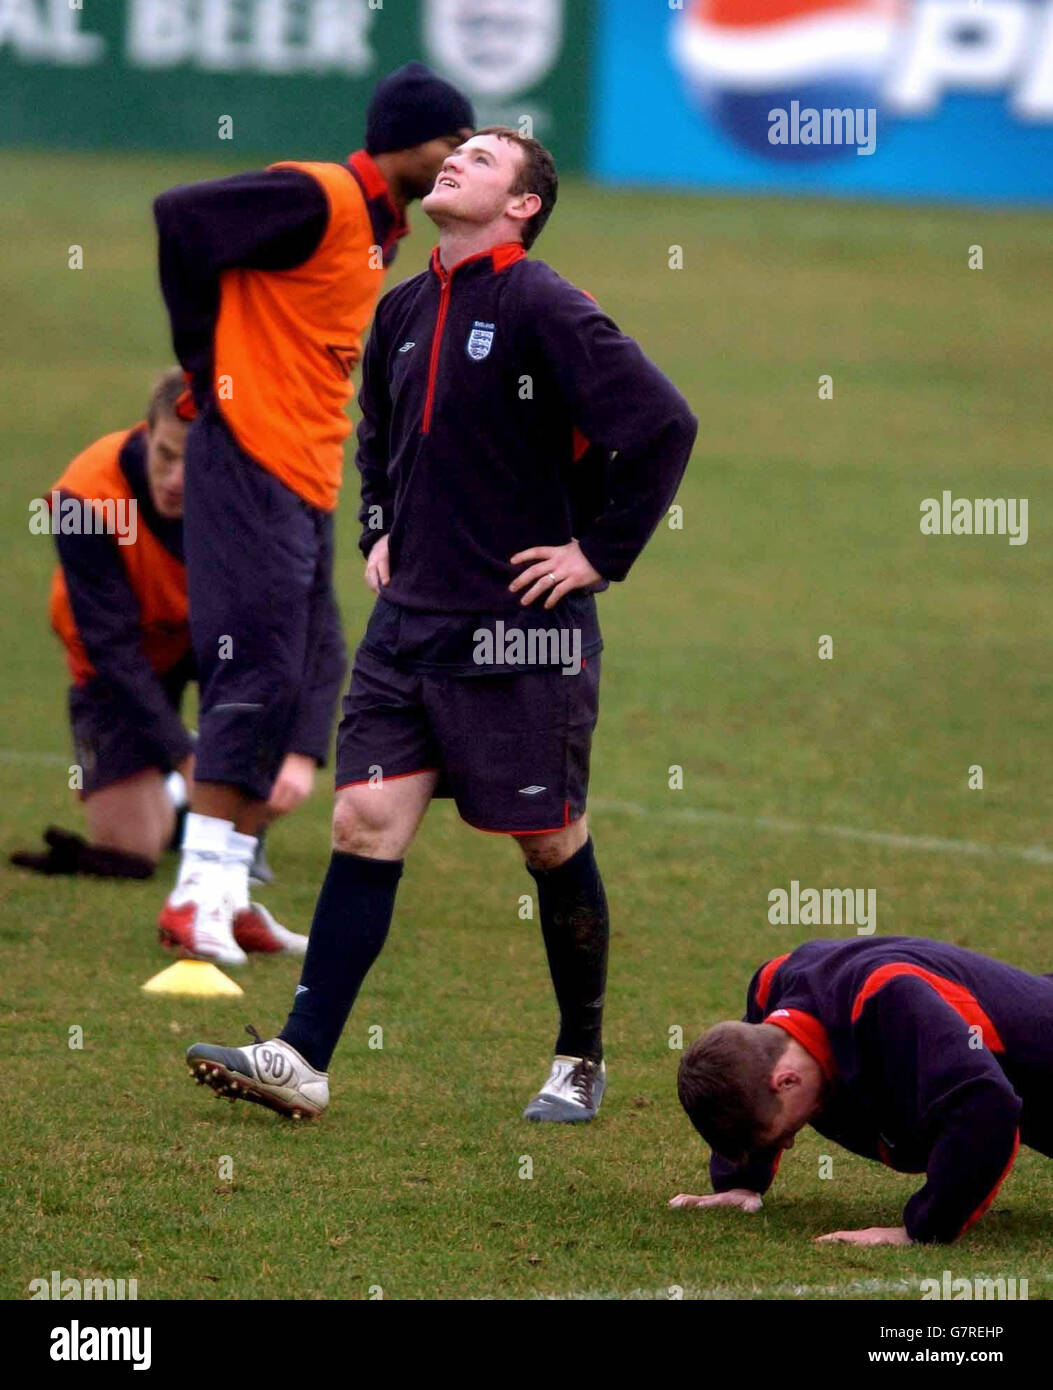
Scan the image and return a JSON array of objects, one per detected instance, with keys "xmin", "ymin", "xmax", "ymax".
[
  {"xmin": 185, "ymin": 128, "xmax": 698, "ymax": 1123},
  {"xmin": 152, "ymin": 63, "xmax": 475, "ymax": 965},
  {"xmin": 672, "ymin": 936, "xmax": 1053, "ymax": 1245}
]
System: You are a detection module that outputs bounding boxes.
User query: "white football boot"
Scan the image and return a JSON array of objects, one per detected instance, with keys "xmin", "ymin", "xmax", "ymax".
[
  {"xmin": 186, "ymin": 1028, "xmax": 328, "ymax": 1120},
  {"xmin": 523, "ymin": 1055, "xmax": 607, "ymax": 1123}
]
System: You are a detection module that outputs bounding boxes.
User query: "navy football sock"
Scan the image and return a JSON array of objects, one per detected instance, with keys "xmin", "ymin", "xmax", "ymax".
[
  {"xmin": 528, "ymin": 836, "xmax": 609, "ymax": 1063},
  {"xmin": 279, "ymin": 850, "xmax": 403, "ymax": 1072}
]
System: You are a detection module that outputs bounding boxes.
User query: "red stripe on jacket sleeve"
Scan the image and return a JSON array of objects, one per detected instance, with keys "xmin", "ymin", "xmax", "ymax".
[
  {"xmin": 850, "ymin": 963, "xmax": 1005, "ymax": 1051},
  {"xmin": 959, "ymin": 1129, "xmax": 1021, "ymax": 1237},
  {"xmin": 754, "ymin": 953, "xmax": 791, "ymax": 1011}
]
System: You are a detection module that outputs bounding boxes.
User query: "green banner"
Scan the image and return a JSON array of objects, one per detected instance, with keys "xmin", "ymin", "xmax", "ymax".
[{"xmin": 0, "ymin": 0, "xmax": 590, "ymax": 171}]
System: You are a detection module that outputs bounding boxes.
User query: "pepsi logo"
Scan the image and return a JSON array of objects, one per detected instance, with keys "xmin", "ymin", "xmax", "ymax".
[
  {"xmin": 671, "ymin": 0, "xmax": 903, "ymax": 162},
  {"xmin": 672, "ymin": 1, "xmax": 1053, "ymax": 163}
]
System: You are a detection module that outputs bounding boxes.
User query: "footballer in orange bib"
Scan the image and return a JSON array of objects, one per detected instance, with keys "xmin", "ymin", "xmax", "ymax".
[{"xmin": 152, "ymin": 62, "xmax": 475, "ymax": 967}]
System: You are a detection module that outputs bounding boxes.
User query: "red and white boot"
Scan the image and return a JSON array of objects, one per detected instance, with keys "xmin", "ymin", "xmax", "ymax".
[
  {"xmin": 159, "ymin": 814, "xmax": 246, "ymax": 967},
  {"xmin": 159, "ymin": 888, "xmax": 247, "ymax": 967},
  {"xmin": 233, "ymin": 902, "xmax": 308, "ymax": 956},
  {"xmin": 224, "ymin": 828, "xmax": 307, "ymax": 955}
]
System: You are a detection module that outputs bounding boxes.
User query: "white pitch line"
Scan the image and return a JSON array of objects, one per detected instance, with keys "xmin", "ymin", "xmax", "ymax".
[
  {"xmin": 0, "ymin": 750, "xmax": 68, "ymax": 766},
  {"xmin": 4, "ymin": 751, "xmax": 1051, "ymax": 869},
  {"xmin": 539, "ymin": 1272, "xmax": 1053, "ymax": 1300},
  {"xmin": 538, "ymin": 1277, "xmax": 917, "ymax": 1301},
  {"xmin": 591, "ymin": 797, "xmax": 1053, "ymax": 868}
]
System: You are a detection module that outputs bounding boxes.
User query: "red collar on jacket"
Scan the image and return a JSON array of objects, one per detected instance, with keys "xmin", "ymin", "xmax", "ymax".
[
  {"xmin": 764, "ymin": 1008, "xmax": 837, "ymax": 1082},
  {"xmin": 429, "ymin": 241, "xmax": 527, "ymax": 282},
  {"xmin": 347, "ymin": 150, "xmax": 408, "ymax": 253}
]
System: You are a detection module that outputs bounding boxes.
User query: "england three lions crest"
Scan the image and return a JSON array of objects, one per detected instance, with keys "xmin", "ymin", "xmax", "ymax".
[{"xmin": 467, "ymin": 321, "xmax": 496, "ymax": 361}]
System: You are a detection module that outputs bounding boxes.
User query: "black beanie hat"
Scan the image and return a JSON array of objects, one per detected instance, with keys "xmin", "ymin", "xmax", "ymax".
[{"xmin": 365, "ymin": 62, "xmax": 475, "ymax": 156}]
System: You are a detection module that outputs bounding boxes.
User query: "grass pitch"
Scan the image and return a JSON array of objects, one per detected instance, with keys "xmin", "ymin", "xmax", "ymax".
[{"xmin": 2, "ymin": 152, "xmax": 1052, "ymax": 1300}]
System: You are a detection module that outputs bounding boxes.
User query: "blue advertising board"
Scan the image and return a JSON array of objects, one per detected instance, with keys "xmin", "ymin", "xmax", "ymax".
[{"xmin": 590, "ymin": 0, "xmax": 1053, "ymax": 204}]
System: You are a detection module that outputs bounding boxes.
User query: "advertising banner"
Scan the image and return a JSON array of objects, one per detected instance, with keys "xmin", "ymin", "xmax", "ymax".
[
  {"xmin": 591, "ymin": 1, "xmax": 1053, "ymax": 203},
  {"xmin": 0, "ymin": 0, "xmax": 590, "ymax": 169}
]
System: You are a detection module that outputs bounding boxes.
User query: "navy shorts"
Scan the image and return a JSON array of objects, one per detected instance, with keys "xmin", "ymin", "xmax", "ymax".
[
  {"xmin": 183, "ymin": 407, "xmax": 337, "ymax": 801},
  {"xmin": 335, "ymin": 647, "xmax": 601, "ymax": 833},
  {"xmin": 69, "ymin": 656, "xmax": 193, "ymax": 797}
]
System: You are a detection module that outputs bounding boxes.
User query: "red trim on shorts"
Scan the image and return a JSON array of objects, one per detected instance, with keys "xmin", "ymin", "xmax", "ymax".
[
  {"xmin": 335, "ymin": 768, "xmax": 439, "ymax": 792},
  {"xmin": 460, "ymin": 799, "xmax": 577, "ymax": 837}
]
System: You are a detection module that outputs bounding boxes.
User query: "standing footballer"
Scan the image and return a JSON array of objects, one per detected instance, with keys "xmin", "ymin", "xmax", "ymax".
[
  {"xmin": 152, "ymin": 63, "xmax": 474, "ymax": 966},
  {"xmin": 185, "ymin": 128, "xmax": 698, "ymax": 1122}
]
